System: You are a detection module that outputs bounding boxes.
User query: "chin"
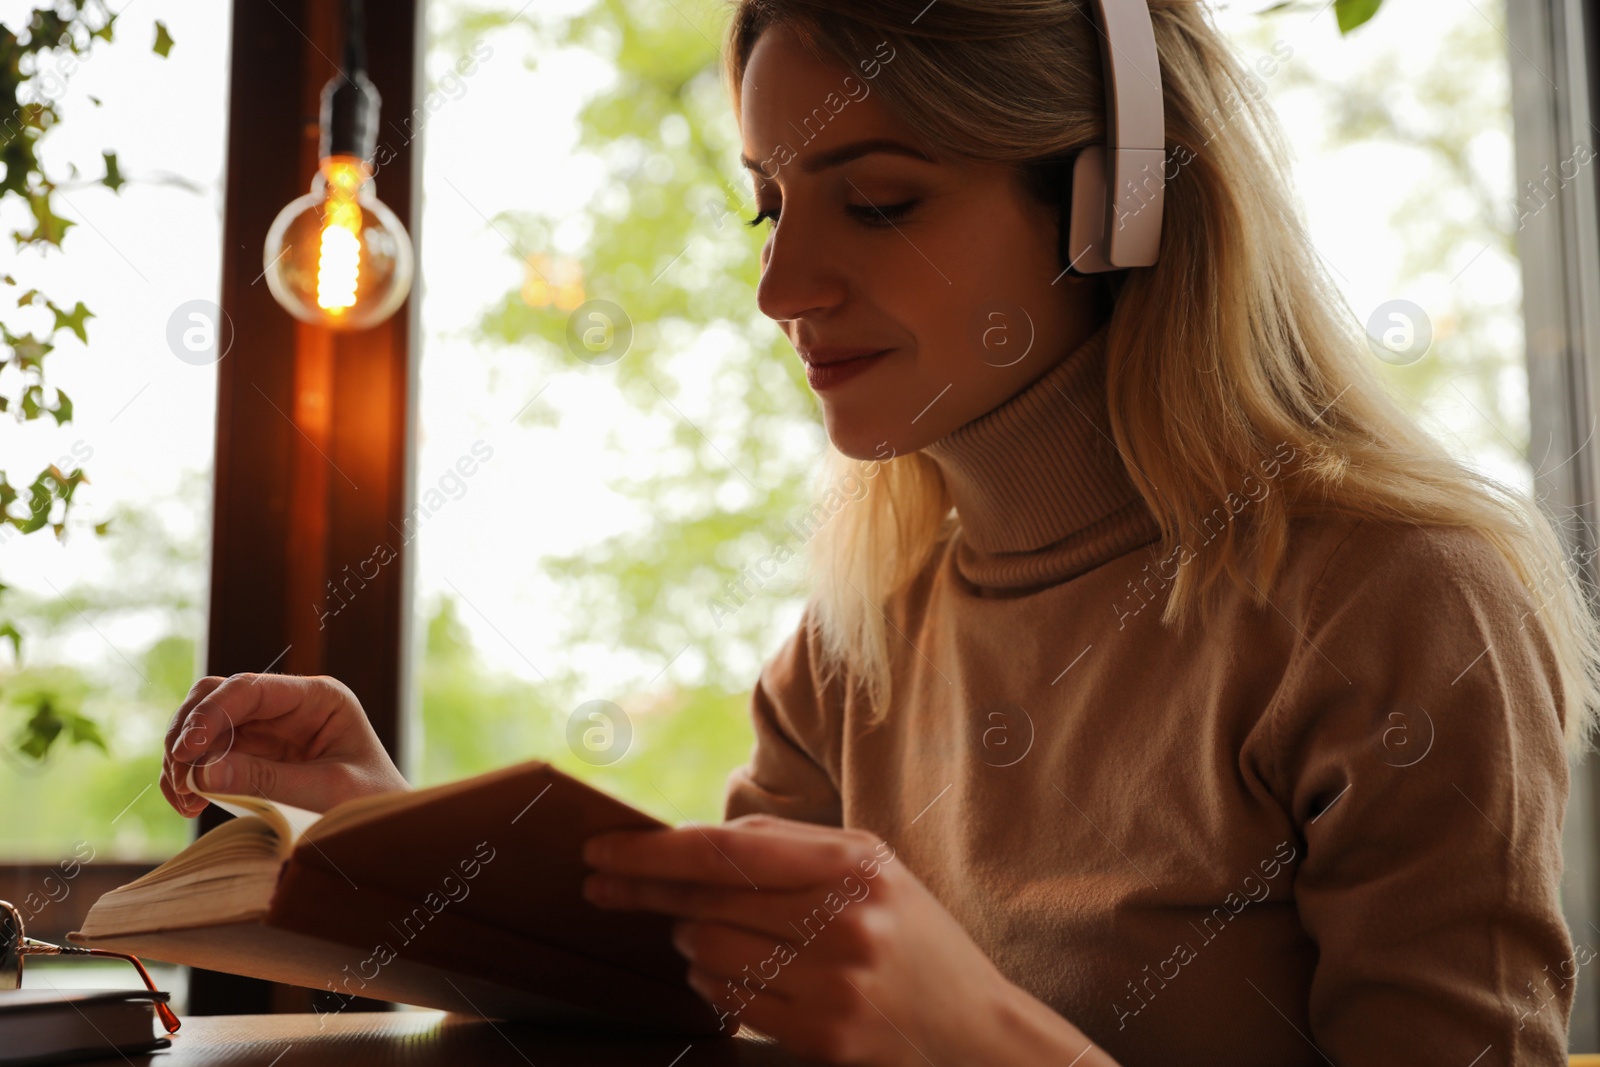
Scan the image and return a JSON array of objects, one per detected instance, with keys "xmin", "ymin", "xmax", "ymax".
[{"xmin": 822, "ymin": 418, "xmax": 916, "ymax": 464}]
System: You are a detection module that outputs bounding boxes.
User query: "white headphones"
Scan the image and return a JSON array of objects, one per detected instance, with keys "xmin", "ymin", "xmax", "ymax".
[{"xmin": 1065, "ymin": 0, "xmax": 1165, "ymax": 272}]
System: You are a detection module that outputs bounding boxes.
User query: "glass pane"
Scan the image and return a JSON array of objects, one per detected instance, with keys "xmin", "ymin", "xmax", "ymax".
[
  {"xmin": 1215, "ymin": 0, "xmax": 1531, "ymax": 494},
  {"xmin": 409, "ymin": 1, "xmax": 817, "ymax": 821},
  {"xmin": 0, "ymin": 0, "xmax": 229, "ymax": 909}
]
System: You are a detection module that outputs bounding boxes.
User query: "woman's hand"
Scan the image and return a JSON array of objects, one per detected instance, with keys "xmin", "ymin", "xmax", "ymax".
[
  {"xmin": 160, "ymin": 673, "xmax": 409, "ymax": 816},
  {"xmin": 581, "ymin": 814, "xmax": 1115, "ymax": 1066}
]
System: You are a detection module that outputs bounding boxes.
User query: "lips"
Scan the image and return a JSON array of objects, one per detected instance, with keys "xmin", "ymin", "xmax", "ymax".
[
  {"xmin": 799, "ymin": 346, "xmax": 891, "ymax": 366},
  {"xmin": 802, "ymin": 348, "xmax": 891, "ymax": 391}
]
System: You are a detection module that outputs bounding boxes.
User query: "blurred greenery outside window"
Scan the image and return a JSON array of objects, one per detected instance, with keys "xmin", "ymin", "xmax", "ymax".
[{"xmin": 2, "ymin": 0, "xmax": 1533, "ymax": 859}]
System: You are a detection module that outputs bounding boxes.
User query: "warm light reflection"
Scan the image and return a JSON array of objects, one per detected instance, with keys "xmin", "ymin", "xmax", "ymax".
[{"xmin": 522, "ymin": 252, "xmax": 587, "ymax": 310}]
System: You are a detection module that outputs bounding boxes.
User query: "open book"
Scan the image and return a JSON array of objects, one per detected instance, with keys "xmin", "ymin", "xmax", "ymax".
[{"xmin": 70, "ymin": 759, "xmax": 721, "ymax": 1035}]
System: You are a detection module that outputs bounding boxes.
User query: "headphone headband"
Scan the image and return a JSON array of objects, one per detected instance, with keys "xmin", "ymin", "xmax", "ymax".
[{"xmin": 1066, "ymin": 0, "xmax": 1165, "ymax": 273}]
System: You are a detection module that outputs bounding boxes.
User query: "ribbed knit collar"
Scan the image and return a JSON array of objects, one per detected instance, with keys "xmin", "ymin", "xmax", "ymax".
[{"xmin": 921, "ymin": 321, "xmax": 1163, "ymax": 591}]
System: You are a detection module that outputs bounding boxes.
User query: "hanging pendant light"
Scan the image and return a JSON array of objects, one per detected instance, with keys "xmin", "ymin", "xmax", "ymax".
[{"xmin": 262, "ymin": 0, "xmax": 414, "ymax": 331}]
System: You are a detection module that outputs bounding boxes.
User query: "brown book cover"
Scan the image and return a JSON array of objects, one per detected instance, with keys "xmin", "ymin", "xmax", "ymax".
[
  {"xmin": 0, "ymin": 988, "xmax": 173, "ymax": 1065},
  {"xmin": 69, "ymin": 759, "xmax": 722, "ymax": 1036}
]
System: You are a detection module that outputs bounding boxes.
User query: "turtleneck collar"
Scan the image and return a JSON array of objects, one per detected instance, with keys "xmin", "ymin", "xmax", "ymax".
[{"xmin": 921, "ymin": 320, "xmax": 1162, "ymax": 591}]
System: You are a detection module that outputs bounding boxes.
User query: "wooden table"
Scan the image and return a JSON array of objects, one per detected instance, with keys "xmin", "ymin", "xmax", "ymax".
[
  {"xmin": 90, "ymin": 1011, "xmax": 826, "ymax": 1065},
  {"xmin": 81, "ymin": 1013, "xmax": 1600, "ymax": 1065}
]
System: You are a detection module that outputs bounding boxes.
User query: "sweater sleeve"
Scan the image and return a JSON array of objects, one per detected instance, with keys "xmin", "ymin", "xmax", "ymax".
[
  {"xmin": 1261, "ymin": 518, "xmax": 1574, "ymax": 1064},
  {"xmin": 723, "ymin": 599, "xmax": 845, "ymax": 826}
]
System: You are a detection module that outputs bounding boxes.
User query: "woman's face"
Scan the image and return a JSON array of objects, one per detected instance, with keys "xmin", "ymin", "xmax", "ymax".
[{"xmin": 740, "ymin": 23, "xmax": 1106, "ymax": 461}]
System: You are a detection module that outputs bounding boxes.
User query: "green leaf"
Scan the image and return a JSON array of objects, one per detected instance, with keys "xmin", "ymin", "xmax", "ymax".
[
  {"xmin": 66, "ymin": 711, "xmax": 108, "ymax": 753},
  {"xmin": 17, "ymin": 730, "xmax": 50, "ymax": 761},
  {"xmin": 50, "ymin": 299, "xmax": 94, "ymax": 343},
  {"xmin": 0, "ymin": 623, "xmax": 20, "ymax": 659},
  {"xmin": 17, "ymin": 701, "xmax": 63, "ymax": 760},
  {"xmin": 52, "ymin": 387, "xmax": 73, "ymax": 425},
  {"xmin": 152, "ymin": 20, "xmax": 174, "ymax": 57},
  {"xmin": 24, "ymin": 191, "xmax": 76, "ymax": 247},
  {"xmin": 1335, "ymin": 0, "xmax": 1384, "ymax": 34},
  {"xmin": 20, "ymin": 469, "xmax": 61, "ymax": 533},
  {"xmin": 9, "ymin": 697, "xmax": 106, "ymax": 761},
  {"xmin": 10, "ymin": 332, "xmax": 52, "ymax": 370},
  {"xmin": 101, "ymin": 150, "xmax": 124, "ymax": 193}
]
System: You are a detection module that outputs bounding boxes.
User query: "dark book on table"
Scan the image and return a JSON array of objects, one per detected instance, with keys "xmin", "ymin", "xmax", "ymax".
[
  {"xmin": 70, "ymin": 759, "xmax": 719, "ymax": 1036},
  {"xmin": 0, "ymin": 988, "xmax": 172, "ymax": 1066}
]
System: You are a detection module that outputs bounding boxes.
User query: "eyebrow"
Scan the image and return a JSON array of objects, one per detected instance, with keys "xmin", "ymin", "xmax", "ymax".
[{"xmin": 739, "ymin": 137, "xmax": 937, "ymax": 176}]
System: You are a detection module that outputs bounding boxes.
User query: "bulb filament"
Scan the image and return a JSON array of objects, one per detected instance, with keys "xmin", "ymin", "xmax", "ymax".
[{"xmin": 316, "ymin": 158, "xmax": 367, "ymax": 314}]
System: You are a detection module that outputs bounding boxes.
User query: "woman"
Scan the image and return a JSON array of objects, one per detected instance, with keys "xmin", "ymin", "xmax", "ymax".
[{"xmin": 162, "ymin": 1, "xmax": 1600, "ymax": 1063}]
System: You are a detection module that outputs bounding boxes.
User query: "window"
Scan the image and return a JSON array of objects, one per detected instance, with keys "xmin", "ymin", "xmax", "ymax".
[
  {"xmin": 406, "ymin": 0, "xmax": 816, "ymax": 824},
  {"xmin": 2, "ymin": 2, "xmax": 233, "ymax": 1005},
  {"xmin": 1216, "ymin": 0, "xmax": 1532, "ymax": 489}
]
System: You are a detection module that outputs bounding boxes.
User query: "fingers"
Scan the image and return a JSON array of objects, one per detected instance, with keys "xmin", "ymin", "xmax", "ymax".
[
  {"xmin": 164, "ymin": 676, "xmax": 225, "ymax": 751},
  {"xmin": 190, "ymin": 750, "xmax": 353, "ymax": 814},
  {"xmin": 672, "ymin": 920, "xmax": 801, "ymax": 1005},
  {"xmin": 585, "ymin": 874, "xmax": 842, "ymax": 941},
  {"xmin": 584, "ymin": 818, "xmax": 889, "ymax": 891},
  {"xmin": 158, "ymin": 758, "xmax": 208, "ymax": 819},
  {"xmin": 169, "ymin": 674, "xmax": 345, "ymax": 766},
  {"xmin": 161, "ymin": 677, "xmax": 226, "ymax": 817},
  {"xmin": 162, "ymin": 673, "xmax": 354, "ymax": 817}
]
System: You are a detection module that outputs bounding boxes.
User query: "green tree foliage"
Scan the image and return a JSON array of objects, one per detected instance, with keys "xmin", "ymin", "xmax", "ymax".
[
  {"xmin": 413, "ymin": 0, "xmax": 829, "ymax": 821},
  {"xmin": 443, "ymin": 0, "xmax": 823, "ymax": 680},
  {"xmin": 416, "ymin": 596, "xmax": 754, "ymax": 824},
  {"xmin": 1236, "ymin": 1, "xmax": 1529, "ymax": 476},
  {"xmin": 0, "ymin": 479, "xmax": 207, "ymax": 859},
  {"xmin": 1, "ymin": 1, "xmax": 172, "ymax": 760}
]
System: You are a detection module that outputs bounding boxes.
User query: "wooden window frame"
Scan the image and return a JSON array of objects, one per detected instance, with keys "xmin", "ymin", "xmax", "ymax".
[
  {"xmin": 1511, "ymin": 0, "xmax": 1600, "ymax": 1049},
  {"xmin": 188, "ymin": 0, "xmax": 423, "ymax": 1014},
  {"xmin": 0, "ymin": 0, "xmax": 423, "ymax": 1017}
]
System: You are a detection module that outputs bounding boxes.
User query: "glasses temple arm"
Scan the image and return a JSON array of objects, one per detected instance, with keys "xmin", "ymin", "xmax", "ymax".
[{"xmin": 21, "ymin": 938, "xmax": 182, "ymax": 1033}]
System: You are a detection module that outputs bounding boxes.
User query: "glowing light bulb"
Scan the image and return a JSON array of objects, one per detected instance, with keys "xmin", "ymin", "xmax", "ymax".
[
  {"xmin": 263, "ymin": 155, "xmax": 413, "ymax": 331},
  {"xmin": 262, "ymin": 63, "xmax": 413, "ymax": 331}
]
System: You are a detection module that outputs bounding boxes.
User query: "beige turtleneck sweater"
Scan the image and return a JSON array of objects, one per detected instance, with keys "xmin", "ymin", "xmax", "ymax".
[{"xmin": 724, "ymin": 324, "xmax": 1575, "ymax": 1064}]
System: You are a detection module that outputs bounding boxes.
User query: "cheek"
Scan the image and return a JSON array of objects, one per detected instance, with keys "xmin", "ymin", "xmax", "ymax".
[
  {"xmin": 904, "ymin": 217, "xmax": 1055, "ymax": 372},
  {"xmin": 892, "ymin": 210, "xmax": 1075, "ymax": 427}
]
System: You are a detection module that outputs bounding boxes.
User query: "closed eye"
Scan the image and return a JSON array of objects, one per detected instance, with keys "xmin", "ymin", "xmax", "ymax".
[
  {"xmin": 847, "ymin": 199, "xmax": 918, "ymax": 228},
  {"xmin": 744, "ymin": 199, "xmax": 921, "ymax": 230}
]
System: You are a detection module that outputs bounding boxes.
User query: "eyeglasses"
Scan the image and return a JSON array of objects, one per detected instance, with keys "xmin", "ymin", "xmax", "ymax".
[{"xmin": 1, "ymin": 899, "xmax": 181, "ymax": 1033}]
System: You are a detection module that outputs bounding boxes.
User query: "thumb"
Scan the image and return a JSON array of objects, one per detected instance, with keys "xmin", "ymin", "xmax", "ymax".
[{"xmin": 197, "ymin": 752, "xmax": 322, "ymax": 810}]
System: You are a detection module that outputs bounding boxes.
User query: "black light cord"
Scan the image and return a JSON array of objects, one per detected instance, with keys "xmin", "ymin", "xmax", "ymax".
[
  {"xmin": 323, "ymin": 0, "xmax": 376, "ymax": 158},
  {"xmin": 342, "ymin": 0, "xmax": 367, "ymax": 78}
]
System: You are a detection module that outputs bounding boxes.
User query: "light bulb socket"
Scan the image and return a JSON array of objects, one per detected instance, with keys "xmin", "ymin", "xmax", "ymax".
[{"xmin": 321, "ymin": 70, "xmax": 381, "ymax": 162}]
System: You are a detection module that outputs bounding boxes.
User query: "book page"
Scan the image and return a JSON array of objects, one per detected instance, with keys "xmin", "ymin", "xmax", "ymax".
[{"xmin": 184, "ymin": 764, "xmax": 323, "ymax": 855}]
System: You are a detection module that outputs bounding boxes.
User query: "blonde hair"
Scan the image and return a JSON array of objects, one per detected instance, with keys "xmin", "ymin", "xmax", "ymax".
[{"xmin": 722, "ymin": 0, "xmax": 1600, "ymax": 752}]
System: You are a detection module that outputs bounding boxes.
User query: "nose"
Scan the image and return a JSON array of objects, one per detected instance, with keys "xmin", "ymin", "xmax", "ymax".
[{"xmin": 753, "ymin": 210, "xmax": 849, "ymax": 326}]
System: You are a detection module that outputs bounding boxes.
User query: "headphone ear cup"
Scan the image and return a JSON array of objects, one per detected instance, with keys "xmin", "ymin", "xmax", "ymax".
[
  {"xmin": 1056, "ymin": 165, "xmax": 1073, "ymax": 276},
  {"xmin": 1066, "ymin": 146, "xmax": 1116, "ymax": 275}
]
